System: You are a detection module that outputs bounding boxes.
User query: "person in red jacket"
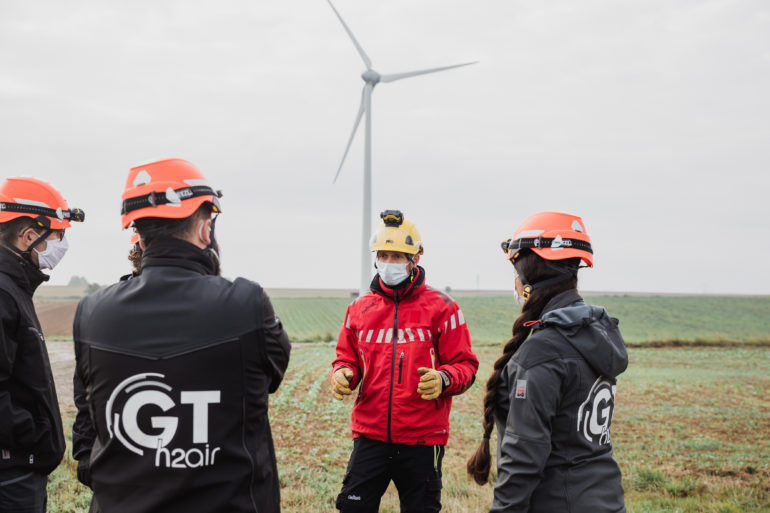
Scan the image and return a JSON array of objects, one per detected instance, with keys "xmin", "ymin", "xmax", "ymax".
[{"xmin": 331, "ymin": 210, "xmax": 479, "ymax": 513}]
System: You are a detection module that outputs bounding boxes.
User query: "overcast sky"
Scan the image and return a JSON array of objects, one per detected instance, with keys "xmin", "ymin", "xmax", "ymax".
[{"xmin": 1, "ymin": 0, "xmax": 768, "ymax": 294}]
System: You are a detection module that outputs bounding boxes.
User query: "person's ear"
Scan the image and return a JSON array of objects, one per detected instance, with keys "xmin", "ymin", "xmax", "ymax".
[
  {"xmin": 411, "ymin": 253, "xmax": 420, "ymax": 266},
  {"xmin": 198, "ymin": 218, "xmax": 213, "ymax": 246},
  {"xmin": 19, "ymin": 226, "xmax": 40, "ymax": 251}
]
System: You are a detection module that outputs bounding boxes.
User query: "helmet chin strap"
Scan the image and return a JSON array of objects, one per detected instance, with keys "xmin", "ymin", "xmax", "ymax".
[
  {"xmin": 204, "ymin": 215, "xmax": 221, "ymax": 275},
  {"xmin": 3, "ymin": 227, "xmax": 52, "ymax": 267}
]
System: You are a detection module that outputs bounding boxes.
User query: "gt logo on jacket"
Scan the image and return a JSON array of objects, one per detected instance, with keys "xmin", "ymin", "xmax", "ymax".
[
  {"xmin": 106, "ymin": 373, "xmax": 222, "ymax": 469},
  {"xmin": 577, "ymin": 377, "xmax": 617, "ymax": 446}
]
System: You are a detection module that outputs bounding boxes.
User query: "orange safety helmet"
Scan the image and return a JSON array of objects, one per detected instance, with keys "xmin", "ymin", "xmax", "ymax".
[
  {"xmin": 121, "ymin": 158, "xmax": 222, "ymax": 229},
  {"xmin": 0, "ymin": 177, "xmax": 84, "ymax": 230},
  {"xmin": 501, "ymin": 211, "xmax": 593, "ymax": 267}
]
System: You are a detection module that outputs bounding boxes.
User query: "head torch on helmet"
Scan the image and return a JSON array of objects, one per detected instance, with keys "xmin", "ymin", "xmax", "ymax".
[
  {"xmin": 0, "ymin": 177, "xmax": 84, "ymax": 230},
  {"xmin": 370, "ymin": 209, "xmax": 423, "ymax": 256},
  {"xmin": 120, "ymin": 159, "xmax": 222, "ymax": 228},
  {"xmin": 502, "ymin": 211, "xmax": 594, "ymax": 267}
]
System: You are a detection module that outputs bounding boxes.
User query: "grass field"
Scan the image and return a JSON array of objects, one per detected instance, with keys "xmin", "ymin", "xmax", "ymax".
[
  {"xmin": 34, "ymin": 291, "xmax": 770, "ymax": 344},
  {"xmin": 48, "ymin": 343, "xmax": 770, "ymax": 512},
  {"xmin": 272, "ymin": 294, "xmax": 770, "ymax": 345}
]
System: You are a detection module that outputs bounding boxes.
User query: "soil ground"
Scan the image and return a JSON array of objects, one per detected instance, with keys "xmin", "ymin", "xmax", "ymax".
[
  {"xmin": 46, "ymin": 342, "xmax": 770, "ymax": 512},
  {"xmin": 47, "ymin": 341, "xmax": 77, "ymax": 415}
]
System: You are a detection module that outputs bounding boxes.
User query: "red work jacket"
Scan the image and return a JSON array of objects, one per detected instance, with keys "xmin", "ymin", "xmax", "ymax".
[{"xmin": 331, "ymin": 268, "xmax": 478, "ymax": 445}]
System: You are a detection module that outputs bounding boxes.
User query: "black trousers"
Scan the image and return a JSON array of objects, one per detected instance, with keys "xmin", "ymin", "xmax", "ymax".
[
  {"xmin": 0, "ymin": 470, "xmax": 47, "ymax": 513},
  {"xmin": 336, "ymin": 437, "xmax": 444, "ymax": 513}
]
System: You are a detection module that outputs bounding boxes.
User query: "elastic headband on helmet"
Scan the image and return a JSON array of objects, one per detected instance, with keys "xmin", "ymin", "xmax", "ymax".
[
  {"xmin": 501, "ymin": 236, "xmax": 592, "ymax": 259},
  {"xmin": 0, "ymin": 202, "xmax": 85, "ymax": 224},
  {"xmin": 121, "ymin": 185, "xmax": 222, "ymax": 216}
]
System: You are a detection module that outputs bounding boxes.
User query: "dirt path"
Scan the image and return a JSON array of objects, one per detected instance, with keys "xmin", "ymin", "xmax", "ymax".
[{"xmin": 47, "ymin": 341, "xmax": 77, "ymax": 414}]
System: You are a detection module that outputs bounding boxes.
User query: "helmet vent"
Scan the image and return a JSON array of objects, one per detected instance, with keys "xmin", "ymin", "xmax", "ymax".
[
  {"xmin": 571, "ymin": 220, "xmax": 583, "ymax": 232},
  {"xmin": 405, "ymin": 235, "xmax": 413, "ymax": 246},
  {"xmin": 133, "ymin": 170, "xmax": 152, "ymax": 187},
  {"xmin": 13, "ymin": 197, "xmax": 50, "ymax": 209}
]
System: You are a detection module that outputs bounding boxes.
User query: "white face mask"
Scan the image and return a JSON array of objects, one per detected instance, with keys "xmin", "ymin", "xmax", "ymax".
[
  {"xmin": 513, "ymin": 288, "xmax": 527, "ymax": 309},
  {"xmin": 513, "ymin": 267, "xmax": 526, "ymax": 308},
  {"xmin": 377, "ymin": 261, "xmax": 410, "ymax": 286},
  {"xmin": 35, "ymin": 234, "xmax": 69, "ymax": 270}
]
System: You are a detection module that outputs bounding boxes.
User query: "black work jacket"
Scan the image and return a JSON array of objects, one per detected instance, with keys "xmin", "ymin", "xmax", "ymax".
[
  {"xmin": 491, "ymin": 290, "xmax": 628, "ymax": 513},
  {"xmin": 0, "ymin": 245, "xmax": 65, "ymax": 475},
  {"xmin": 72, "ymin": 239, "xmax": 291, "ymax": 513}
]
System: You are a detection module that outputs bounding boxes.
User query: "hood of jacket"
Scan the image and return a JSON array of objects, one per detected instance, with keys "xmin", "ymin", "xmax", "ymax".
[
  {"xmin": 537, "ymin": 289, "xmax": 628, "ymax": 379},
  {"xmin": 140, "ymin": 236, "xmax": 218, "ymax": 276}
]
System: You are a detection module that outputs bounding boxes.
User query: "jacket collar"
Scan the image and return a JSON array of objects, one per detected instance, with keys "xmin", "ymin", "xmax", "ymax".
[
  {"xmin": 540, "ymin": 288, "xmax": 584, "ymax": 316},
  {"xmin": 141, "ymin": 237, "xmax": 218, "ymax": 276},
  {"xmin": 370, "ymin": 265, "xmax": 426, "ymax": 301},
  {"xmin": 0, "ymin": 244, "xmax": 49, "ymax": 296}
]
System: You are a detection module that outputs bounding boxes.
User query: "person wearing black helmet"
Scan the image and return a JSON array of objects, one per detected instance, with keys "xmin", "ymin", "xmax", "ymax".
[{"xmin": 0, "ymin": 177, "xmax": 84, "ymax": 513}]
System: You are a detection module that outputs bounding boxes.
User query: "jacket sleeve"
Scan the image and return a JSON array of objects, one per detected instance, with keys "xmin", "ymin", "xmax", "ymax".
[
  {"xmin": 435, "ymin": 302, "xmax": 478, "ymax": 396},
  {"xmin": 262, "ymin": 295, "xmax": 291, "ymax": 394},
  {"xmin": 72, "ymin": 362, "xmax": 95, "ymax": 462},
  {"xmin": 0, "ymin": 290, "xmax": 38, "ymax": 448},
  {"xmin": 71, "ymin": 301, "xmax": 96, "ymax": 469},
  {"xmin": 330, "ymin": 304, "xmax": 361, "ymax": 389},
  {"xmin": 490, "ymin": 360, "xmax": 563, "ymax": 513}
]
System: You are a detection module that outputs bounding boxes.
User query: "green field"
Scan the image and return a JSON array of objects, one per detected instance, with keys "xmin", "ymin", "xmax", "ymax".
[
  {"xmin": 50, "ymin": 343, "xmax": 770, "ymax": 512},
  {"xmin": 272, "ymin": 294, "xmax": 770, "ymax": 345}
]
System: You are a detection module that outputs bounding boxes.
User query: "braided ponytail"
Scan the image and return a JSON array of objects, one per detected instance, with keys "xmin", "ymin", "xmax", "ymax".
[{"xmin": 467, "ymin": 251, "xmax": 579, "ymax": 485}]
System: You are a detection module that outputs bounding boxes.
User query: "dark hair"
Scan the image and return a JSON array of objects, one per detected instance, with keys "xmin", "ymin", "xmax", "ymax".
[
  {"xmin": 133, "ymin": 203, "xmax": 212, "ymax": 247},
  {"xmin": 0, "ymin": 217, "xmax": 35, "ymax": 245},
  {"xmin": 128, "ymin": 245, "xmax": 142, "ymax": 275},
  {"xmin": 467, "ymin": 250, "xmax": 580, "ymax": 485}
]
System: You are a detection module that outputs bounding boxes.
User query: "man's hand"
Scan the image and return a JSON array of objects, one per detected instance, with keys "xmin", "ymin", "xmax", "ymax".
[
  {"xmin": 76, "ymin": 459, "xmax": 92, "ymax": 488},
  {"xmin": 417, "ymin": 367, "xmax": 443, "ymax": 400},
  {"xmin": 331, "ymin": 368, "xmax": 354, "ymax": 400}
]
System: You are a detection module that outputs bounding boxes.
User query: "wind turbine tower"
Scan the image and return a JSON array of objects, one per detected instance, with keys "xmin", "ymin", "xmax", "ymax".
[{"xmin": 327, "ymin": 0, "xmax": 476, "ymax": 295}]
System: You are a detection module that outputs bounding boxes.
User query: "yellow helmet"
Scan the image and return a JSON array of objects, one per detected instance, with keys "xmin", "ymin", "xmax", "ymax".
[{"xmin": 370, "ymin": 210, "xmax": 423, "ymax": 255}]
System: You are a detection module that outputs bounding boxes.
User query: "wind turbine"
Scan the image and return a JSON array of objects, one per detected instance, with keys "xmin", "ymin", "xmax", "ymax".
[{"xmin": 327, "ymin": 0, "xmax": 476, "ymax": 295}]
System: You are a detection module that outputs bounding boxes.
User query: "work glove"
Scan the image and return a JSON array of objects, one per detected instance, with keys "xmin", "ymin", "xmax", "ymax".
[
  {"xmin": 331, "ymin": 367, "xmax": 354, "ymax": 400},
  {"xmin": 76, "ymin": 458, "xmax": 92, "ymax": 489},
  {"xmin": 417, "ymin": 367, "xmax": 445, "ymax": 400}
]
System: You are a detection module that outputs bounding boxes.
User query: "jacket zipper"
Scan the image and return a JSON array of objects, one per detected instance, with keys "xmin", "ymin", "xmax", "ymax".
[
  {"xmin": 430, "ymin": 347, "xmax": 439, "ymax": 410},
  {"xmin": 387, "ymin": 290, "xmax": 399, "ymax": 443},
  {"xmin": 398, "ymin": 351, "xmax": 404, "ymax": 384},
  {"xmin": 358, "ymin": 348, "xmax": 367, "ymax": 401}
]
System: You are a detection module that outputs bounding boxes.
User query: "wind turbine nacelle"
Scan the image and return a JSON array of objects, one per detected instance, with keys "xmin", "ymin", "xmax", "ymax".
[{"xmin": 361, "ymin": 70, "xmax": 381, "ymax": 85}]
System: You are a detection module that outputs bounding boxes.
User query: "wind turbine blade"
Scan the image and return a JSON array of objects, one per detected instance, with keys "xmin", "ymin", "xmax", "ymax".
[
  {"xmin": 380, "ymin": 61, "xmax": 478, "ymax": 83},
  {"xmin": 326, "ymin": 0, "xmax": 372, "ymax": 69},
  {"xmin": 333, "ymin": 87, "xmax": 367, "ymax": 183}
]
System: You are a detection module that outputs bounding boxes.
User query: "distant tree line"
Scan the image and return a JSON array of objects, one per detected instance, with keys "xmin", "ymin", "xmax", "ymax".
[{"xmin": 68, "ymin": 275, "xmax": 102, "ymax": 294}]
